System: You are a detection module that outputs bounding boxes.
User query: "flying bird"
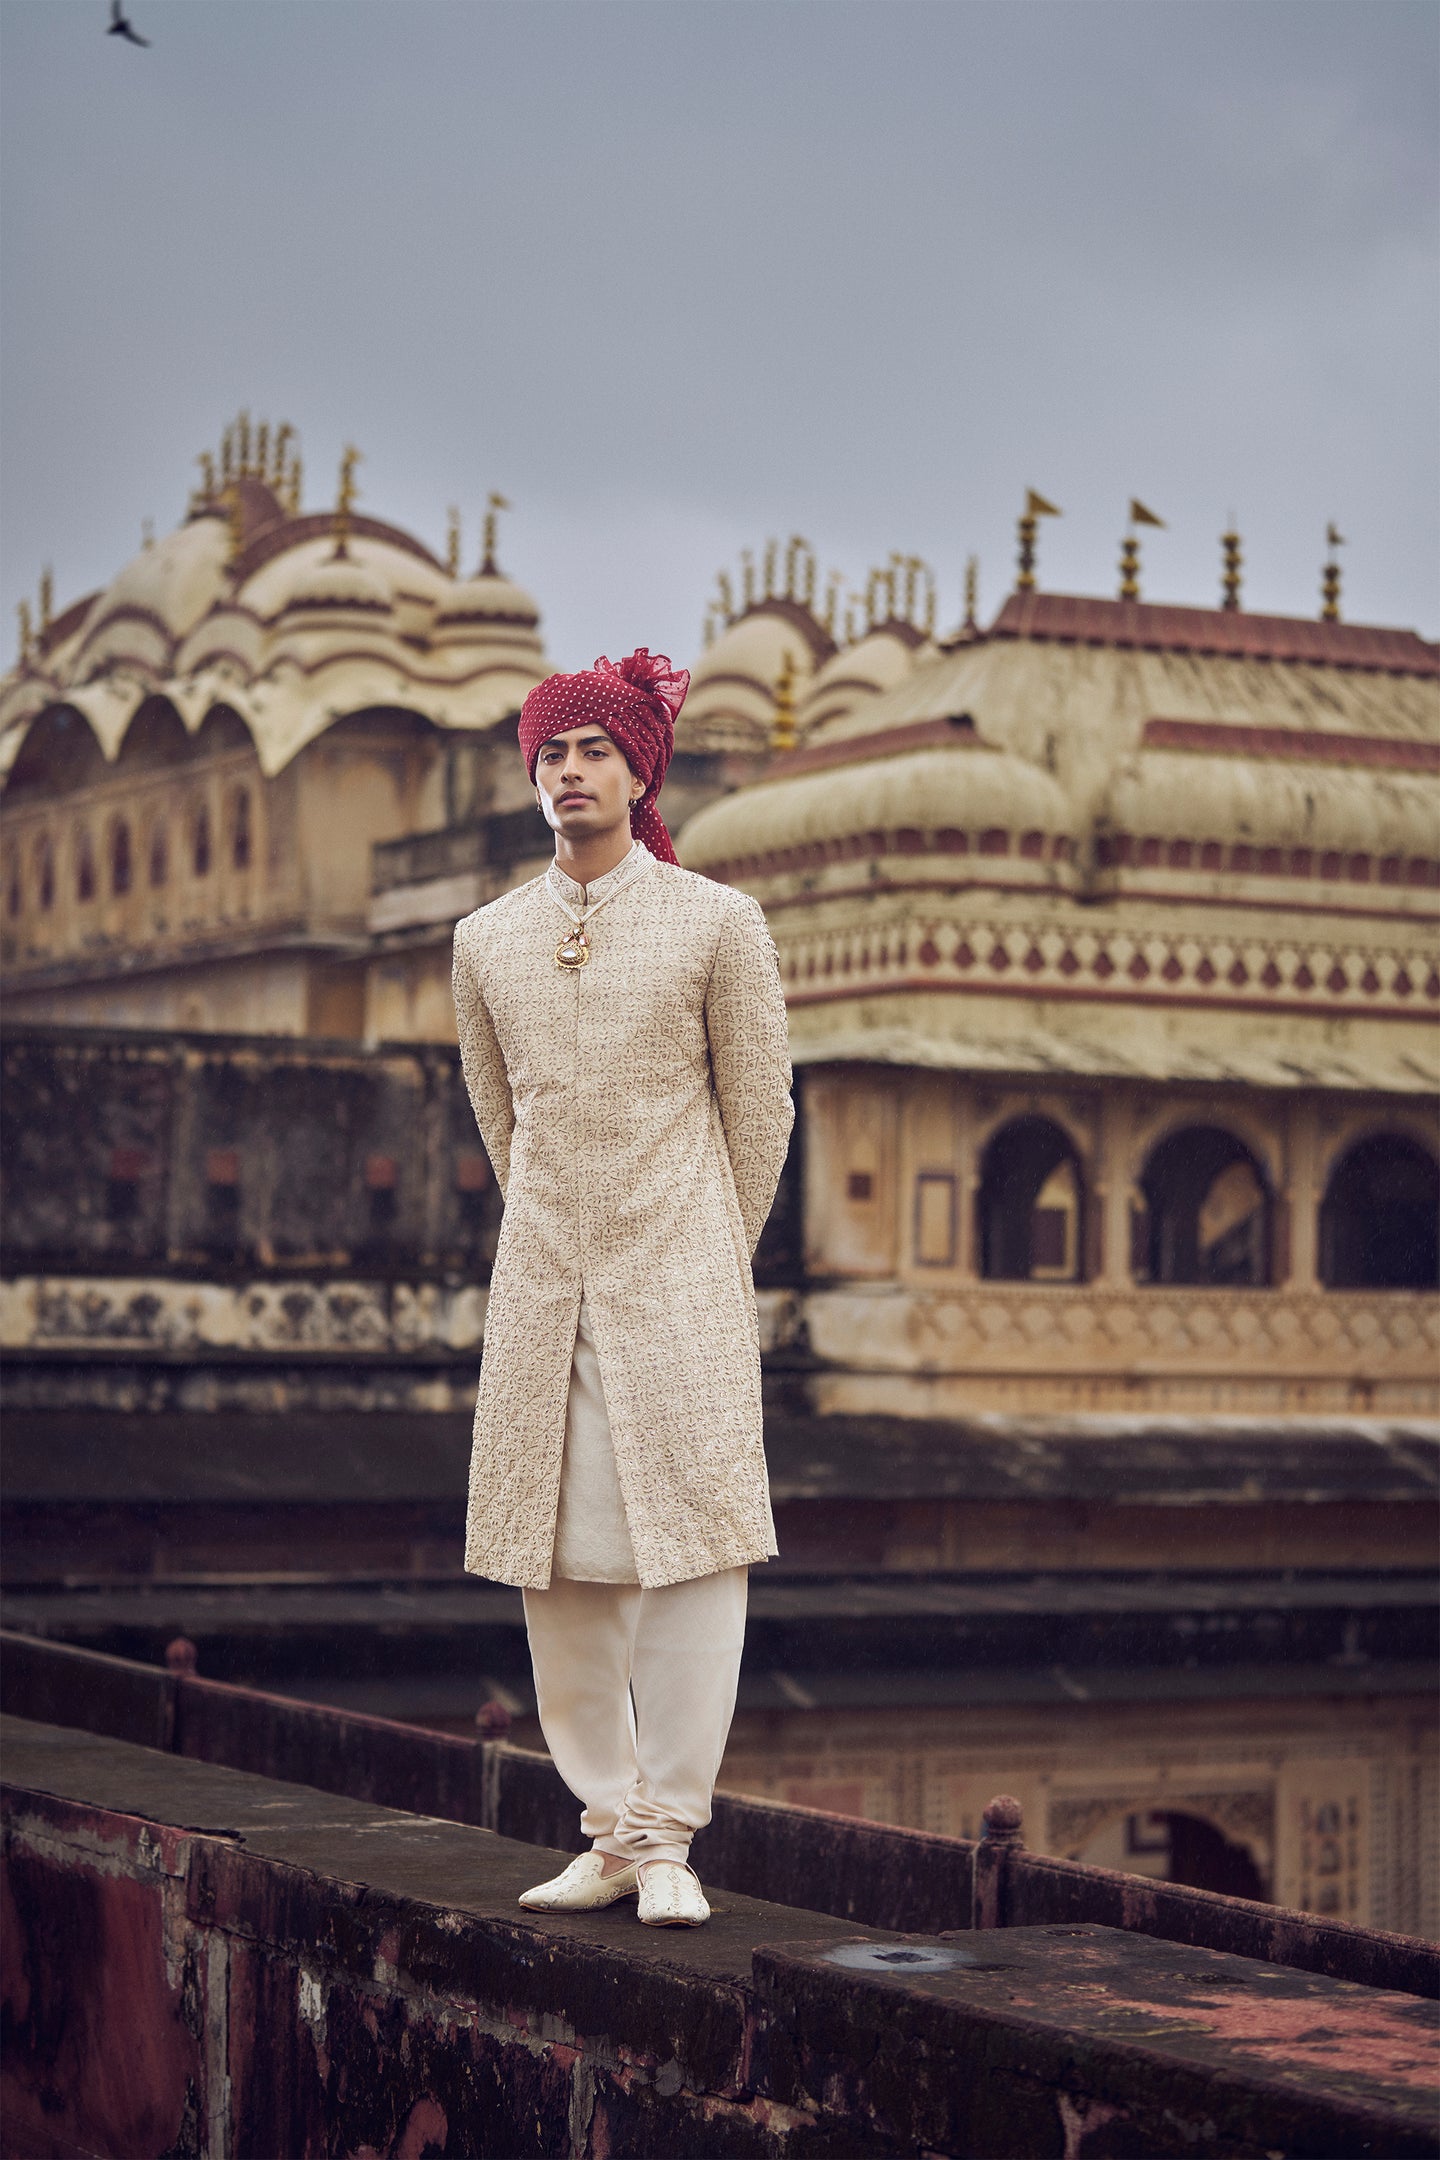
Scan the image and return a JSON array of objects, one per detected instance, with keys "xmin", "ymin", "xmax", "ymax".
[{"xmin": 107, "ymin": 1, "xmax": 150, "ymax": 46}]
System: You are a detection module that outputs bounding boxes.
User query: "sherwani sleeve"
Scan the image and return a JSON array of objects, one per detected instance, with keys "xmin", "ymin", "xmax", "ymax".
[
  {"xmin": 704, "ymin": 894, "xmax": 795, "ymax": 1256},
  {"xmin": 452, "ymin": 924, "xmax": 515, "ymax": 1199}
]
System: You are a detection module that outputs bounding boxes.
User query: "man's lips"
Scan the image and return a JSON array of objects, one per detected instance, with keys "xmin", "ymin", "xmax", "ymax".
[{"xmin": 557, "ymin": 792, "xmax": 593, "ymax": 807}]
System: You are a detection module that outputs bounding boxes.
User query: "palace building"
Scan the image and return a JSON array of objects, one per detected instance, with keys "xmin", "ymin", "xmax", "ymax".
[
  {"xmin": 0, "ymin": 419, "xmax": 549, "ymax": 1040},
  {"xmin": 2, "ymin": 427, "xmax": 1436, "ymax": 1934}
]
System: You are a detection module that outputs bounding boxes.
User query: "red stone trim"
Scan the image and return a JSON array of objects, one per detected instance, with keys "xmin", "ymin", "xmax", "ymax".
[
  {"xmin": 990, "ymin": 590, "xmax": 1440, "ymax": 676},
  {"xmin": 783, "ymin": 976, "xmax": 1438, "ymax": 1026},
  {"xmin": 37, "ymin": 593, "xmax": 102, "ymax": 659},
  {"xmin": 1141, "ymin": 717, "xmax": 1440, "ymax": 770},
  {"xmin": 764, "ymin": 712, "xmax": 980, "ymax": 782},
  {"xmin": 229, "ymin": 512, "xmax": 446, "ymax": 584},
  {"xmin": 1096, "ymin": 835, "xmax": 1439, "ymax": 888},
  {"xmin": 1092, "ymin": 884, "xmax": 1434, "ymax": 926},
  {"xmin": 776, "ymin": 920, "xmax": 1437, "ymax": 1021},
  {"xmin": 75, "ymin": 604, "xmax": 175, "ymax": 663}
]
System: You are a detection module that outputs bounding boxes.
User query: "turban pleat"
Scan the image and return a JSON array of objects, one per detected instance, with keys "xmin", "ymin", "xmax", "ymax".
[{"xmin": 518, "ymin": 649, "xmax": 689, "ymax": 866}]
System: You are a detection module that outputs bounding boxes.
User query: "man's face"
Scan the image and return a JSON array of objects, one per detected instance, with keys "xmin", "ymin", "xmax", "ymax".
[{"xmin": 534, "ymin": 726, "xmax": 638, "ymax": 839}]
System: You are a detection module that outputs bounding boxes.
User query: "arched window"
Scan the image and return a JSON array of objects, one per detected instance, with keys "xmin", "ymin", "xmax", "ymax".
[
  {"xmin": 1135, "ymin": 1125, "xmax": 1270, "ymax": 1286},
  {"xmin": 75, "ymin": 827, "xmax": 96, "ymax": 904},
  {"xmin": 978, "ymin": 1116, "xmax": 1085, "ymax": 1281},
  {"xmin": 1321, "ymin": 1134, "xmax": 1439, "ymax": 1290},
  {"xmin": 110, "ymin": 818, "xmax": 132, "ymax": 897},
  {"xmin": 231, "ymin": 786, "xmax": 252, "ymax": 870},
  {"xmin": 192, "ymin": 804, "xmax": 211, "ymax": 878},
  {"xmin": 149, "ymin": 823, "xmax": 168, "ymax": 888},
  {"xmin": 35, "ymin": 834, "xmax": 54, "ymax": 911},
  {"xmin": 4, "ymin": 853, "xmax": 21, "ymax": 918}
]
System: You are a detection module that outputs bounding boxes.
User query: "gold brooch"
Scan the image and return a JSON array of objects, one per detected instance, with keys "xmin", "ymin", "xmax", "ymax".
[{"xmin": 555, "ymin": 929, "xmax": 590, "ymax": 969}]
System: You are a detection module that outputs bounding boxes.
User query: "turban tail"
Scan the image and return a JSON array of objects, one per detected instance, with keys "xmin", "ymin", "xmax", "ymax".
[{"xmin": 517, "ymin": 649, "xmax": 690, "ymax": 866}]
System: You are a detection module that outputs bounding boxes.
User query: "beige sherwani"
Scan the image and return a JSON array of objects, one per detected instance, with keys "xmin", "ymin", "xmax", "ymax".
[{"xmin": 452, "ymin": 843, "xmax": 794, "ymax": 1590}]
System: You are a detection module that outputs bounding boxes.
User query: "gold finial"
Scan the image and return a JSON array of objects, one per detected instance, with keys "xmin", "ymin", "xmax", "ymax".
[
  {"xmin": 762, "ymin": 539, "xmax": 778, "ymax": 597},
  {"xmin": 446, "ymin": 507, "xmax": 461, "ymax": 577},
  {"xmin": 196, "ymin": 451, "xmax": 217, "ymax": 504},
  {"xmin": 821, "ymin": 568, "xmax": 842, "ymax": 638},
  {"xmin": 285, "ymin": 453, "xmax": 302, "ymax": 517},
  {"xmin": 896, "ymin": 554, "xmax": 936, "ymax": 633},
  {"xmin": 272, "ymin": 423, "xmax": 293, "ymax": 486},
  {"xmin": 1221, "ymin": 525, "xmax": 1242, "ymax": 610},
  {"xmin": 741, "ymin": 549, "xmax": 755, "ymax": 609},
  {"xmin": 1321, "ymin": 524, "xmax": 1345, "ymax": 622},
  {"xmin": 480, "ymin": 492, "xmax": 510, "ymax": 575},
  {"xmin": 717, "ymin": 568, "xmax": 735, "ymax": 622},
  {"xmin": 39, "ymin": 566, "xmax": 53, "ymax": 635},
  {"xmin": 1016, "ymin": 489, "xmax": 1061, "ymax": 591},
  {"xmin": 224, "ymin": 484, "xmax": 244, "ymax": 565},
  {"xmin": 770, "ymin": 650, "xmax": 798, "ymax": 753},
  {"xmin": 255, "ymin": 420, "xmax": 270, "ymax": 479},
  {"xmin": 236, "ymin": 411, "xmax": 252, "ymax": 475},
  {"xmin": 1119, "ymin": 499, "xmax": 1164, "ymax": 600},
  {"xmin": 16, "ymin": 599, "xmax": 33, "ymax": 663},
  {"xmin": 964, "ymin": 555, "xmax": 979, "ymax": 631},
  {"xmin": 865, "ymin": 560, "xmax": 896, "ymax": 628},
  {"xmin": 785, "ymin": 535, "xmax": 816, "ymax": 607},
  {"xmin": 141, "ymin": 518, "xmax": 155, "ymax": 551},
  {"xmin": 331, "ymin": 444, "xmax": 361, "ymax": 559},
  {"xmin": 221, "ymin": 426, "xmax": 234, "ymax": 484}
]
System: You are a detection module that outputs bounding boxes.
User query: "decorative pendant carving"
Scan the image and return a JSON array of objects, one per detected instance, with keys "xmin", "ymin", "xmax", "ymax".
[{"xmin": 555, "ymin": 930, "xmax": 590, "ymax": 969}]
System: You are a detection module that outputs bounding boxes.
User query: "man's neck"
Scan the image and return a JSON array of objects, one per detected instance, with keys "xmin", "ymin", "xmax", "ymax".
[{"xmin": 553, "ymin": 827, "xmax": 635, "ymax": 891}]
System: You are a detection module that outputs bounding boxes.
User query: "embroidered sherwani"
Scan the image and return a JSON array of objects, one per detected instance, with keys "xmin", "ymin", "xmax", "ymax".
[{"xmin": 452, "ymin": 843, "xmax": 794, "ymax": 1590}]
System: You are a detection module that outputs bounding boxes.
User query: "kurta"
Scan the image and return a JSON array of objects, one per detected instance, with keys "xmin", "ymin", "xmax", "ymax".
[{"xmin": 452, "ymin": 844, "xmax": 794, "ymax": 1589}]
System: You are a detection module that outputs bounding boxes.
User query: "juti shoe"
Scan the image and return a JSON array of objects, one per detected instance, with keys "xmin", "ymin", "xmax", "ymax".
[
  {"xmin": 518, "ymin": 1852, "xmax": 639, "ymax": 1912},
  {"xmin": 637, "ymin": 1860, "xmax": 711, "ymax": 1927}
]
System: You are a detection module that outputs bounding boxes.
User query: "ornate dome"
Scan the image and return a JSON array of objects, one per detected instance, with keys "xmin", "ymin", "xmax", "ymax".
[
  {"xmin": 679, "ymin": 604, "xmax": 830, "ymax": 755},
  {"xmin": 679, "ymin": 724, "xmax": 1077, "ymax": 891},
  {"xmin": 798, "ymin": 623, "xmax": 930, "ymax": 734},
  {"xmin": 276, "ymin": 552, "xmax": 395, "ymax": 621},
  {"xmin": 433, "ymin": 569, "xmax": 540, "ymax": 632},
  {"xmin": 1102, "ymin": 738, "xmax": 1436, "ymax": 875},
  {"xmin": 69, "ymin": 515, "xmax": 233, "ymax": 685}
]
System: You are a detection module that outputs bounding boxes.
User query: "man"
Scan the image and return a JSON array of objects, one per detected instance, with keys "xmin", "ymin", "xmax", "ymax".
[{"xmin": 452, "ymin": 648, "xmax": 793, "ymax": 1927}]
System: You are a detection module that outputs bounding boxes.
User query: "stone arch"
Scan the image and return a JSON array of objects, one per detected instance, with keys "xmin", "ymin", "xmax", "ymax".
[
  {"xmin": 977, "ymin": 1114, "xmax": 1086, "ymax": 1282},
  {"xmin": 229, "ymin": 782, "xmax": 253, "ymax": 871},
  {"xmin": 74, "ymin": 824, "xmax": 97, "ymax": 904},
  {"xmin": 6, "ymin": 705, "xmax": 107, "ymax": 798},
  {"xmin": 1320, "ymin": 1131, "xmax": 1439, "ymax": 1290},
  {"xmin": 34, "ymin": 832, "xmax": 55, "ymax": 911},
  {"xmin": 147, "ymin": 816, "xmax": 169, "ymax": 888},
  {"xmin": 195, "ymin": 703, "xmax": 257, "ymax": 757},
  {"xmin": 1135, "ymin": 1123, "xmax": 1272, "ymax": 1286},
  {"xmin": 108, "ymin": 815, "xmax": 133, "ymax": 897},
  {"xmin": 115, "ymin": 696, "xmax": 194, "ymax": 771},
  {"xmin": 1075, "ymin": 1798, "xmax": 1270, "ymax": 1901}
]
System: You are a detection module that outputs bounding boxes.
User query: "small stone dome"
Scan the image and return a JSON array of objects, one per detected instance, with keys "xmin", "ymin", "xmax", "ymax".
[
  {"xmin": 680, "ymin": 604, "xmax": 830, "ymax": 755},
  {"xmin": 680, "ymin": 734, "xmax": 1076, "ymax": 886},
  {"xmin": 799, "ymin": 624, "xmax": 928, "ymax": 734},
  {"xmin": 1103, "ymin": 746, "xmax": 1435, "ymax": 868},
  {"xmin": 72, "ymin": 516, "xmax": 233, "ymax": 683},
  {"xmin": 278, "ymin": 552, "xmax": 394, "ymax": 620},
  {"xmin": 433, "ymin": 570, "xmax": 540, "ymax": 630}
]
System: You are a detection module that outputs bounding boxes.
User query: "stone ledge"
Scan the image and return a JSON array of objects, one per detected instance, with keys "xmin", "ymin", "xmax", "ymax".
[{"xmin": 4, "ymin": 1715, "xmax": 1436, "ymax": 2159}]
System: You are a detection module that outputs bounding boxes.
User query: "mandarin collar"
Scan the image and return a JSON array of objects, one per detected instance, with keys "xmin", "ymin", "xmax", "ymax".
[{"xmin": 547, "ymin": 840, "xmax": 654, "ymax": 911}]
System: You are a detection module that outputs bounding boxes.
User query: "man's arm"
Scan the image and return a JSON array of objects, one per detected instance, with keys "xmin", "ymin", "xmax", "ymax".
[
  {"xmin": 452, "ymin": 923, "xmax": 516, "ymax": 1198},
  {"xmin": 704, "ymin": 893, "xmax": 795, "ymax": 1255}
]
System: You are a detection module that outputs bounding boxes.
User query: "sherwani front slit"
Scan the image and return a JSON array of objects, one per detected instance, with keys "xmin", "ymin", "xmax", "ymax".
[{"xmin": 453, "ymin": 843, "xmax": 794, "ymax": 1864}]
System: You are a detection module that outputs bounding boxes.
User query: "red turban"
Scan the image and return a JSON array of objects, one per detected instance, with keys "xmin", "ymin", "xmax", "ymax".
[{"xmin": 518, "ymin": 649, "xmax": 689, "ymax": 866}]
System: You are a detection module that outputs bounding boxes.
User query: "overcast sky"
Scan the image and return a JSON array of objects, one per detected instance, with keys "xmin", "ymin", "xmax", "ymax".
[{"xmin": 2, "ymin": 0, "xmax": 1436, "ymax": 670}]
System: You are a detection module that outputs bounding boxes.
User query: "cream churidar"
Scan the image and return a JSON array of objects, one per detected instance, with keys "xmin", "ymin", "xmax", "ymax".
[{"xmin": 452, "ymin": 847, "xmax": 794, "ymax": 1589}]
